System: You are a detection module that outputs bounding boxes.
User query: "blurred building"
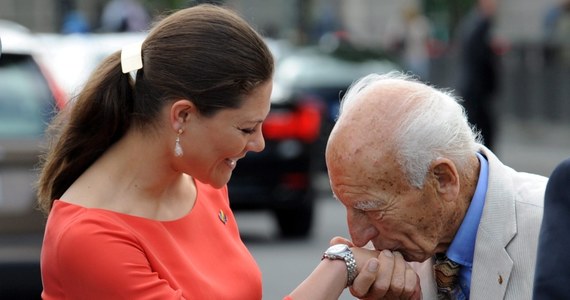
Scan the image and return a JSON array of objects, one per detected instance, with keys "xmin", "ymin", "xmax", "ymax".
[
  {"xmin": 0, "ymin": 0, "xmax": 562, "ymax": 42},
  {"xmin": 1, "ymin": 0, "xmax": 569, "ymax": 122}
]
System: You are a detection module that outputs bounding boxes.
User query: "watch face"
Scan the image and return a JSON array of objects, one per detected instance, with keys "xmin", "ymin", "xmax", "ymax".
[{"xmin": 327, "ymin": 244, "xmax": 349, "ymax": 254}]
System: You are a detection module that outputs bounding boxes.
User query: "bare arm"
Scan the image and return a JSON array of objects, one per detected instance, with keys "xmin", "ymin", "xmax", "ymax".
[{"xmin": 287, "ymin": 245, "xmax": 381, "ymax": 300}]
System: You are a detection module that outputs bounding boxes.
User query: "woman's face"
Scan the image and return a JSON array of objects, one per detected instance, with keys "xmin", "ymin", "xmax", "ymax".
[{"xmin": 181, "ymin": 81, "xmax": 273, "ymax": 187}]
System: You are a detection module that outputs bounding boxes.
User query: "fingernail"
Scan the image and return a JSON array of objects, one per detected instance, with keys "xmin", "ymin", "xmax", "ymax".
[
  {"xmin": 368, "ymin": 260, "xmax": 379, "ymax": 272},
  {"xmin": 382, "ymin": 250, "xmax": 393, "ymax": 257}
]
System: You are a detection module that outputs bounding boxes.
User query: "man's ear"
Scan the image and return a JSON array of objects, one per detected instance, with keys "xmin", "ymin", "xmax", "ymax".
[
  {"xmin": 430, "ymin": 157, "xmax": 460, "ymax": 201},
  {"xmin": 170, "ymin": 99, "xmax": 194, "ymax": 131}
]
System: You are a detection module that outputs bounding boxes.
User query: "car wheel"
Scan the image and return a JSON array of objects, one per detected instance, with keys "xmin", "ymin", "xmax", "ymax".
[{"xmin": 274, "ymin": 196, "xmax": 314, "ymax": 238}]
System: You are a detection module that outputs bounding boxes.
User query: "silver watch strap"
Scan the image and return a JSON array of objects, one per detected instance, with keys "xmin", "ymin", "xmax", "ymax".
[
  {"xmin": 322, "ymin": 247, "xmax": 358, "ymax": 287},
  {"xmin": 344, "ymin": 251, "xmax": 357, "ymax": 286}
]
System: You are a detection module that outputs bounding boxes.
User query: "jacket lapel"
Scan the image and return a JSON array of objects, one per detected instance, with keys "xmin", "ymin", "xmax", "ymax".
[{"xmin": 470, "ymin": 147, "xmax": 516, "ymax": 299}]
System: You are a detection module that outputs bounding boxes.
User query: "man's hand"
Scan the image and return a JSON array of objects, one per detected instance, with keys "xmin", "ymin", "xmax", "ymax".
[{"xmin": 330, "ymin": 237, "xmax": 422, "ymax": 300}]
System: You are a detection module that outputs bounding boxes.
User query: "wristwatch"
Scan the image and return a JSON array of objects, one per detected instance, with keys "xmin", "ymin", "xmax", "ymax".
[{"xmin": 322, "ymin": 244, "xmax": 358, "ymax": 287}]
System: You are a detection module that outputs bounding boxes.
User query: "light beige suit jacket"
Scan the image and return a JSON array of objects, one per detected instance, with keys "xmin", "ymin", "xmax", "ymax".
[{"xmin": 412, "ymin": 146, "xmax": 547, "ymax": 300}]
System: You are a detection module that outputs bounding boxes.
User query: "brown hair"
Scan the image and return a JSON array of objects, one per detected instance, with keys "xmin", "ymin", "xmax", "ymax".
[{"xmin": 36, "ymin": 4, "xmax": 274, "ymax": 214}]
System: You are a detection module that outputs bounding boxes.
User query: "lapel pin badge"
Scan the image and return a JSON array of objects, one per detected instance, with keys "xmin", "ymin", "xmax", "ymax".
[{"xmin": 218, "ymin": 209, "xmax": 227, "ymax": 224}]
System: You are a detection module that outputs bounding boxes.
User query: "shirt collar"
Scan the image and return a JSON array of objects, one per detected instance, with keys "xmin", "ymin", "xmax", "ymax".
[{"xmin": 446, "ymin": 152, "xmax": 488, "ymax": 267}]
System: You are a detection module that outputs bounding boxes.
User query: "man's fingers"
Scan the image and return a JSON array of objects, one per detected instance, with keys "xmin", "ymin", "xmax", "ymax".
[
  {"xmin": 410, "ymin": 272, "xmax": 423, "ymax": 300},
  {"xmin": 387, "ymin": 251, "xmax": 407, "ymax": 297},
  {"xmin": 349, "ymin": 249, "xmax": 422, "ymax": 300},
  {"xmin": 401, "ymin": 264, "xmax": 419, "ymax": 300},
  {"xmin": 349, "ymin": 258, "xmax": 379, "ymax": 298},
  {"xmin": 371, "ymin": 250, "xmax": 395, "ymax": 297}
]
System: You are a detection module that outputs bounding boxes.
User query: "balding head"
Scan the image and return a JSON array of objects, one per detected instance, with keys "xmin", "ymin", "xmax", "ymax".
[
  {"xmin": 326, "ymin": 77, "xmax": 422, "ymax": 180},
  {"xmin": 326, "ymin": 72, "xmax": 482, "ymax": 189},
  {"xmin": 330, "ymin": 76, "xmax": 431, "ymax": 147}
]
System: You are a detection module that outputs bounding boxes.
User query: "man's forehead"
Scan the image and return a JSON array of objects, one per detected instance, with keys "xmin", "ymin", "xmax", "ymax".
[
  {"xmin": 341, "ymin": 79, "xmax": 425, "ymax": 114},
  {"xmin": 330, "ymin": 169, "xmax": 403, "ymax": 210},
  {"xmin": 338, "ymin": 84, "xmax": 411, "ymax": 132}
]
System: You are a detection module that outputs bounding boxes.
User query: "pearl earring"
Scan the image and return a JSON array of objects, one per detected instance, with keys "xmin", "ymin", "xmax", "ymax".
[{"xmin": 174, "ymin": 128, "xmax": 183, "ymax": 157}]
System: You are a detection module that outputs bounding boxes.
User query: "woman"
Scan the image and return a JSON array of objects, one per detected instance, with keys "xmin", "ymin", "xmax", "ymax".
[{"xmin": 37, "ymin": 4, "xmax": 382, "ymax": 299}]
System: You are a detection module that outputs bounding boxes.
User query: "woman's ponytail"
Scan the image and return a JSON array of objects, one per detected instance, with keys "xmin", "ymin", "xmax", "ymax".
[{"xmin": 36, "ymin": 51, "xmax": 135, "ymax": 213}]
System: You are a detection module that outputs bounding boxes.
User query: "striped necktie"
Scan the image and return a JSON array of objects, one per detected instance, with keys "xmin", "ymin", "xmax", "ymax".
[{"xmin": 433, "ymin": 254, "xmax": 466, "ymax": 300}]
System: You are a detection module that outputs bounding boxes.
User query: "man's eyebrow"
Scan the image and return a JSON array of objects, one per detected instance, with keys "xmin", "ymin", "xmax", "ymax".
[{"xmin": 354, "ymin": 200, "xmax": 382, "ymax": 211}]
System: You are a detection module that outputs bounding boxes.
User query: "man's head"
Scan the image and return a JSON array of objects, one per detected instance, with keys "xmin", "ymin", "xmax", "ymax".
[
  {"xmin": 325, "ymin": 72, "xmax": 482, "ymax": 262},
  {"xmin": 478, "ymin": 0, "xmax": 497, "ymax": 17}
]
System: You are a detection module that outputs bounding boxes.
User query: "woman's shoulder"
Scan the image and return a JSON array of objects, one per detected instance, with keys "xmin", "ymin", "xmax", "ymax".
[
  {"xmin": 47, "ymin": 200, "xmax": 139, "ymax": 239},
  {"xmin": 43, "ymin": 201, "xmax": 148, "ymax": 265}
]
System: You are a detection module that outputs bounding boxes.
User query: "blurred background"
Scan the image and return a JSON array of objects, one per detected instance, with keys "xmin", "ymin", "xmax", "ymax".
[
  {"xmin": 1, "ymin": 0, "xmax": 569, "ymax": 298},
  {"xmin": 3, "ymin": 0, "xmax": 569, "ymax": 165}
]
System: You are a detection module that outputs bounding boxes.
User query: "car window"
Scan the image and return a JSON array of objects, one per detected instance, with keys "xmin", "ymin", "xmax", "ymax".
[{"xmin": 0, "ymin": 54, "xmax": 56, "ymax": 139}]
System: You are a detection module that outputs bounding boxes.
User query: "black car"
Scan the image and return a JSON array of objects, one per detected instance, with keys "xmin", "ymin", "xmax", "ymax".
[
  {"xmin": 228, "ymin": 81, "xmax": 326, "ymax": 238},
  {"xmin": 228, "ymin": 38, "xmax": 399, "ymax": 238}
]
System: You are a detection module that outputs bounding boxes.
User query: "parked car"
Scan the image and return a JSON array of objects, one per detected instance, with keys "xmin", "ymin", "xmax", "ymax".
[
  {"xmin": 37, "ymin": 32, "xmax": 146, "ymax": 99},
  {"xmin": 227, "ymin": 71, "xmax": 325, "ymax": 238},
  {"xmin": 275, "ymin": 37, "xmax": 401, "ymax": 144},
  {"xmin": 0, "ymin": 20, "xmax": 66, "ymax": 298}
]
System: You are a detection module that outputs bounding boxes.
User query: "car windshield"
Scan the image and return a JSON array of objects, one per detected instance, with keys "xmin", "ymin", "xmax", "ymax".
[{"xmin": 0, "ymin": 54, "xmax": 55, "ymax": 139}]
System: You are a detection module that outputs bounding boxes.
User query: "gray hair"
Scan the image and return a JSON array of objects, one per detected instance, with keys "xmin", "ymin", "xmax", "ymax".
[{"xmin": 338, "ymin": 71, "xmax": 482, "ymax": 188}]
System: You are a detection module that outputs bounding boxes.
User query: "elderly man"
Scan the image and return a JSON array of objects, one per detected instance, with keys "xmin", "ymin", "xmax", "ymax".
[{"xmin": 326, "ymin": 72, "xmax": 546, "ymax": 299}]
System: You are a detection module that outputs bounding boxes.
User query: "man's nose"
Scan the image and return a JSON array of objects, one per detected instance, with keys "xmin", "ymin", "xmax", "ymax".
[{"xmin": 347, "ymin": 211, "xmax": 379, "ymax": 247}]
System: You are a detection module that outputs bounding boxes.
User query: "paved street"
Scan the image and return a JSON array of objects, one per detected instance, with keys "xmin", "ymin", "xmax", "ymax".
[
  {"xmin": 495, "ymin": 116, "xmax": 570, "ymax": 177},
  {"xmin": 238, "ymin": 194, "xmax": 354, "ymax": 299},
  {"xmin": 238, "ymin": 116, "xmax": 570, "ymax": 299}
]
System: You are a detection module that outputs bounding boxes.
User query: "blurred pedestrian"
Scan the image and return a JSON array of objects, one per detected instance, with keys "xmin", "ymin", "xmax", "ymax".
[
  {"xmin": 543, "ymin": 0, "xmax": 567, "ymax": 61},
  {"xmin": 37, "ymin": 4, "xmax": 387, "ymax": 299},
  {"xmin": 61, "ymin": 11, "xmax": 90, "ymax": 34},
  {"xmin": 59, "ymin": 0, "xmax": 90, "ymax": 34},
  {"xmin": 326, "ymin": 71, "xmax": 547, "ymax": 299},
  {"xmin": 544, "ymin": 0, "xmax": 570, "ymax": 65},
  {"xmin": 384, "ymin": 4, "xmax": 432, "ymax": 81},
  {"xmin": 534, "ymin": 157, "xmax": 570, "ymax": 299},
  {"xmin": 456, "ymin": 0, "xmax": 499, "ymax": 151},
  {"xmin": 401, "ymin": 4, "xmax": 432, "ymax": 81},
  {"xmin": 100, "ymin": 0, "xmax": 150, "ymax": 32}
]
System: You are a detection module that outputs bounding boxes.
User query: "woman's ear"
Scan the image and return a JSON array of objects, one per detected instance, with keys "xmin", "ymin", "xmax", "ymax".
[
  {"xmin": 170, "ymin": 99, "xmax": 194, "ymax": 131},
  {"xmin": 430, "ymin": 157, "xmax": 460, "ymax": 201}
]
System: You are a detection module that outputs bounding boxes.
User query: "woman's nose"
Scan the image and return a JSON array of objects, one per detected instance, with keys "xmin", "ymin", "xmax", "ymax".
[{"xmin": 249, "ymin": 131, "xmax": 265, "ymax": 152}]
